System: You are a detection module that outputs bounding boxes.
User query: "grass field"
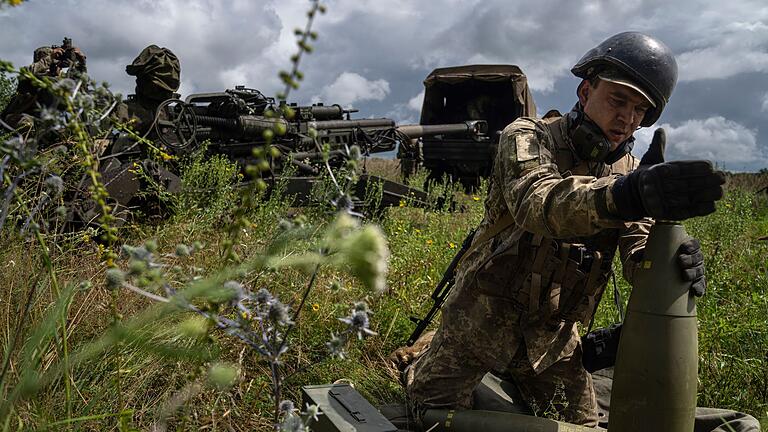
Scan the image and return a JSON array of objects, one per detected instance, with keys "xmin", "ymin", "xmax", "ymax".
[{"xmin": 0, "ymin": 157, "xmax": 766, "ymax": 430}]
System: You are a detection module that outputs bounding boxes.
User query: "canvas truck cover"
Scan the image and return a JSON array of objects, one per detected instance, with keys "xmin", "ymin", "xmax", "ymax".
[
  {"xmin": 420, "ymin": 64, "xmax": 536, "ymax": 128},
  {"xmin": 415, "ymin": 65, "xmax": 537, "ymax": 188}
]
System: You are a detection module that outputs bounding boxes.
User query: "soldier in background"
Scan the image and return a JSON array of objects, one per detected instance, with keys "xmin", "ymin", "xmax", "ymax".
[
  {"xmin": 391, "ymin": 32, "xmax": 756, "ymax": 431},
  {"xmin": 112, "ymin": 44, "xmax": 180, "ymax": 140},
  {"xmin": 81, "ymin": 45, "xmax": 183, "ymax": 228},
  {"xmin": 1, "ymin": 39, "xmax": 87, "ymax": 130}
]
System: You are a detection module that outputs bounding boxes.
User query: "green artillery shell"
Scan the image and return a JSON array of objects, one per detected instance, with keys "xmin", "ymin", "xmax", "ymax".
[{"xmin": 609, "ymin": 221, "xmax": 698, "ymax": 431}]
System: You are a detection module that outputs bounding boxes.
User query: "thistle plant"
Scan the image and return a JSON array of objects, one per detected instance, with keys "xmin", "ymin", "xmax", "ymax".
[
  {"xmin": 0, "ymin": 1, "xmax": 396, "ymax": 430},
  {"xmin": 0, "ymin": 60, "xmax": 123, "ymax": 424},
  {"xmin": 105, "ymin": 206, "xmax": 388, "ymax": 430}
]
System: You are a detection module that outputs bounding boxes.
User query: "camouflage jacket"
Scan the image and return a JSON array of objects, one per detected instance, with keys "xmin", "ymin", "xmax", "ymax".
[
  {"xmin": 113, "ymin": 94, "xmax": 162, "ymax": 137},
  {"xmin": 454, "ymin": 114, "xmax": 651, "ymax": 373},
  {"xmin": 0, "ymin": 58, "xmax": 57, "ymax": 126}
]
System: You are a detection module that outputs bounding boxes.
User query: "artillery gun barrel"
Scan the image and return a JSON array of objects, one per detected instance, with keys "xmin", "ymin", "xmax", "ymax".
[
  {"xmin": 308, "ymin": 118, "xmax": 396, "ymax": 130},
  {"xmin": 304, "ymin": 104, "xmax": 344, "ymax": 120},
  {"xmin": 290, "ymin": 150, "xmax": 347, "ymax": 161},
  {"xmin": 194, "ymin": 115, "xmax": 292, "ymax": 138},
  {"xmin": 396, "ymin": 120, "xmax": 488, "ymax": 139}
]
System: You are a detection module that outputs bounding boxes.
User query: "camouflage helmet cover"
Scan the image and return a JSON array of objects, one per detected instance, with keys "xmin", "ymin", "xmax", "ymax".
[
  {"xmin": 571, "ymin": 32, "xmax": 678, "ymax": 127},
  {"xmin": 126, "ymin": 45, "xmax": 181, "ymax": 101},
  {"xmin": 33, "ymin": 46, "xmax": 53, "ymax": 63}
]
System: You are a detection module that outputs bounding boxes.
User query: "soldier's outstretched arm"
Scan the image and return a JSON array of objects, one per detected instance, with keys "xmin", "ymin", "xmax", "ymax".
[
  {"xmin": 497, "ymin": 121, "xmax": 725, "ymax": 239},
  {"xmin": 496, "ymin": 118, "xmax": 629, "ymax": 238}
]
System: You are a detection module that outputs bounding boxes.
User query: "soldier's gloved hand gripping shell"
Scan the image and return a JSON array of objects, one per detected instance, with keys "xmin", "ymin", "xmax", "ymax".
[{"xmin": 610, "ymin": 128, "xmax": 726, "ymax": 221}]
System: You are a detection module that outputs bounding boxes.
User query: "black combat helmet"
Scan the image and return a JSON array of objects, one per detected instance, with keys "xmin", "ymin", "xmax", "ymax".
[{"xmin": 571, "ymin": 32, "xmax": 678, "ymax": 127}]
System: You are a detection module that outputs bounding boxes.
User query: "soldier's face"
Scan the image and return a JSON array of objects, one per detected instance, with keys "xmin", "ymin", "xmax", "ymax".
[{"xmin": 578, "ymin": 80, "xmax": 651, "ymax": 148}]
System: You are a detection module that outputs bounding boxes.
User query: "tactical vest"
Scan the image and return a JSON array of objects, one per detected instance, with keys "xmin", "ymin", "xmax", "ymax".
[{"xmin": 469, "ymin": 115, "xmax": 637, "ymax": 328}]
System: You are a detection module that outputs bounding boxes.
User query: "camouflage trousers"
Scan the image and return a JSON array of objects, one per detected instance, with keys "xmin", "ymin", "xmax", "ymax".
[{"xmin": 406, "ymin": 287, "xmax": 598, "ymax": 427}]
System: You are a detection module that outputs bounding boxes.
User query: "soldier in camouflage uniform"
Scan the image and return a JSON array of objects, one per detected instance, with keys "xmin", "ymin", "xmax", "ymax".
[
  {"xmin": 398, "ymin": 32, "xmax": 729, "ymax": 428},
  {"xmin": 1, "ymin": 42, "xmax": 86, "ymax": 130},
  {"xmin": 112, "ymin": 44, "xmax": 181, "ymax": 141}
]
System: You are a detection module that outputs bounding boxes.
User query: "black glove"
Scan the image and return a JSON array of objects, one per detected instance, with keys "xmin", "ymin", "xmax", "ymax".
[
  {"xmin": 611, "ymin": 128, "xmax": 726, "ymax": 221},
  {"xmin": 677, "ymin": 238, "xmax": 706, "ymax": 297}
]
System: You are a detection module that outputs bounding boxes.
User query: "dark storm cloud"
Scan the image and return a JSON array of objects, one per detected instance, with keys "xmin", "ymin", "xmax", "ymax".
[{"xmin": 1, "ymin": 0, "xmax": 766, "ymax": 170}]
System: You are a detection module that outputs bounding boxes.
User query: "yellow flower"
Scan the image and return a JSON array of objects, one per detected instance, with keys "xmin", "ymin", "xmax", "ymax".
[
  {"xmin": 312, "ymin": 303, "xmax": 320, "ymax": 312},
  {"xmin": 399, "ymin": 200, "xmax": 406, "ymax": 207},
  {"xmin": 9, "ymin": 0, "xmax": 23, "ymax": 5},
  {"xmin": 449, "ymin": 242, "xmax": 456, "ymax": 249},
  {"xmin": 426, "ymin": 239, "xmax": 433, "ymax": 245},
  {"xmin": 472, "ymin": 196, "xmax": 480, "ymax": 201}
]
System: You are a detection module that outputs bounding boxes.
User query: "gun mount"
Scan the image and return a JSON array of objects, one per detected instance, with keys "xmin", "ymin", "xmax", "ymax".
[{"xmin": 149, "ymin": 86, "xmax": 487, "ymax": 210}]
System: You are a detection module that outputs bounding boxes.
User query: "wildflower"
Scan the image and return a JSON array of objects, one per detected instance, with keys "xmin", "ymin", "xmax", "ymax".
[
  {"xmin": 206, "ymin": 362, "xmax": 239, "ymax": 390},
  {"xmin": 38, "ymin": 106, "xmax": 59, "ymax": 123},
  {"xmin": 312, "ymin": 303, "xmax": 320, "ymax": 312},
  {"xmin": 399, "ymin": 200, "xmax": 405, "ymax": 207},
  {"xmin": 53, "ymin": 78, "xmax": 77, "ymax": 94},
  {"xmin": 255, "ymin": 287, "xmax": 274, "ymax": 304},
  {"xmin": 144, "ymin": 239, "xmax": 158, "ymax": 253},
  {"xmin": 304, "ymin": 404, "xmax": 322, "ymax": 422},
  {"xmin": 268, "ymin": 300, "xmax": 293, "ymax": 326},
  {"xmin": 279, "ymin": 413, "xmax": 307, "ymax": 432},
  {"xmin": 348, "ymin": 145, "xmax": 362, "ymax": 161},
  {"xmin": 339, "ymin": 310, "xmax": 377, "ymax": 340},
  {"xmin": 128, "ymin": 259, "xmax": 147, "ymax": 276},
  {"xmin": 279, "ymin": 400, "xmax": 296, "ymax": 414},
  {"xmin": 332, "ymin": 193, "xmax": 354, "ymax": 212},
  {"xmin": 341, "ymin": 225, "xmax": 389, "ymax": 293},
  {"xmin": 472, "ymin": 196, "xmax": 480, "ymax": 201},
  {"xmin": 175, "ymin": 244, "xmax": 191, "ymax": 257},
  {"xmin": 353, "ymin": 301, "xmax": 370, "ymax": 314},
  {"xmin": 105, "ymin": 268, "xmax": 125, "ymax": 290},
  {"xmin": 426, "ymin": 239, "xmax": 433, "ymax": 245},
  {"xmin": 449, "ymin": 242, "xmax": 456, "ymax": 249},
  {"xmin": 178, "ymin": 316, "xmax": 208, "ymax": 339},
  {"xmin": 44, "ymin": 175, "xmax": 64, "ymax": 197},
  {"xmin": 326, "ymin": 332, "xmax": 346, "ymax": 359},
  {"xmin": 222, "ymin": 281, "xmax": 246, "ymax": 304},
  {"xmin": 122, "ymin": 244, "xmax": 153, "ymax": 262},
  {"xmin": 278, "ymin": 218, "xmax": 294, "ymax": 231}
]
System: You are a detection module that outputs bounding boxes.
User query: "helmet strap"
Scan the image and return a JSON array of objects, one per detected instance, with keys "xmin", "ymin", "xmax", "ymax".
[{"xmin": 568, "ymin": 106, "xmax": 634, "ymax": 165}]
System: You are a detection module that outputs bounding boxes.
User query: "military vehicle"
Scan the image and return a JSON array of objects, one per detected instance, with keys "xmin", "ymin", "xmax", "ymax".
[
  {"xmin": 401, "ymin": 65, "xmax": 537, "ymax": 189},
  {"xmin": 69, "ymin": 86, "xmax": 487, "ymax": 228},
  {"xmin": 156, "ymin": 86, "xmax": 487, "ymax": 209}
]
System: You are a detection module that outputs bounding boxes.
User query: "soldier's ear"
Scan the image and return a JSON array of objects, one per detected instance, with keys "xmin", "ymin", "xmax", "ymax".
[{"xmin": 577, "ymin": 80, "xmax": 590, "ymax": 105}]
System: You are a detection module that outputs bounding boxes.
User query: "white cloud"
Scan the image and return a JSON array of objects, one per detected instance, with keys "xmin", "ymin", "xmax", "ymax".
[
  {"xmin": 407, "ymin": 90, "xmax": 425, "ymax": 112},
  {"xmin": 314, "ymin": 72, "xmax": 390, "ymax": 107},
  {"xmin": 762, "ymin": 92, "xmax": 768, "ymax": 113},
  {"xmin": 633, "ymin": 117, "xmax": 766, "ymax": 169}
]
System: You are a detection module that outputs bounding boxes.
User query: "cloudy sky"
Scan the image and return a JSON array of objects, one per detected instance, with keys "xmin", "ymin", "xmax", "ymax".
[{"xmin": 1, "ymin": 0, "xmax": 767, "ymax": 171}]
